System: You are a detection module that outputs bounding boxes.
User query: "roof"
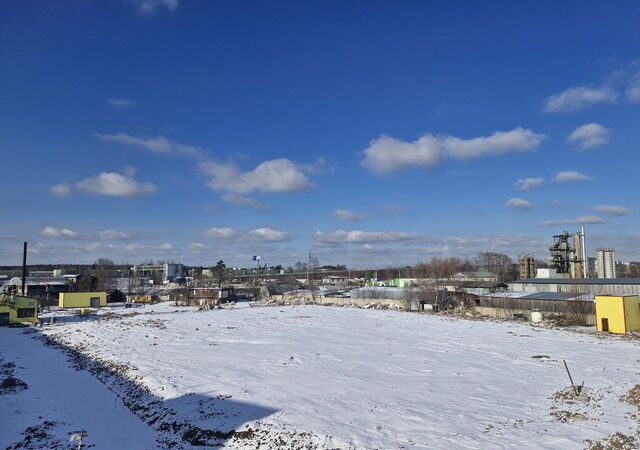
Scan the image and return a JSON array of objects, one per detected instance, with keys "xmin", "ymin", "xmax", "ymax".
[
  {"xmin": 444, "ymin": 280, "xmax": 507, "ymax": 288},
  {"xmin": 456, "ymin": 271, "xmax": 498, "ymax": 278},
  {"xmin": 511, "ymin": 278, "xmax": 640, "ymax": 285},
  {"xmin": 481, "ymin": 291, "xmax": 590, "ymax": 302},
  {"xmin": 6, "ymin": 277, "xmax": 72, "ymax": 286}
]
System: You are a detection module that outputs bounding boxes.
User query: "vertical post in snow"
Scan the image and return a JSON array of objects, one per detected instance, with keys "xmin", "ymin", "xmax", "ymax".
[{"xmin": 563, "ymin": 360, "xmax": 579, "ymax": 395}]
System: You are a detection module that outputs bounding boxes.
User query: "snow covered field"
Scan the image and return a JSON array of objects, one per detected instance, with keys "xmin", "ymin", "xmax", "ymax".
[{"xmin": 1, "ymin": 303, "xmax": 639, "ymax": 449}]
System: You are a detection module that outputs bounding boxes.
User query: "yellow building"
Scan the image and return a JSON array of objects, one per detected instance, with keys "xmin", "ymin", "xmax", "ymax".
[
  {"xmin": 0, "ymin": 294, "xmax": 38, "ymax": 326},
  {"xmin": 58, "ymin": 292, "xmax": 107, "ymax": 308},
  {"xmin": 595, "ymin": 295, "xmax": 640, "ymax": 334}
]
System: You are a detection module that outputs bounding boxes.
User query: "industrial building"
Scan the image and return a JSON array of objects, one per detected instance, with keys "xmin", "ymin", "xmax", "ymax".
[
  {"xmin": 0, "ymin": 293, "xmax": 38, "ymax": 326},
  {"xmin": 473, "ymin": 291, "xmax": 594, "ymax": 323},
  {"xmin": 131, "ymin": 263, "xmax": 185, "ymax": 283},
  {"xmin": 595, "ymin": 295, "xmax": 640, "ymax": 334},
  {"xmin": 508, "ymin": 278, "xmax": 640, "ymax": 299},
  {"xmin": 548, "ymin": 227, "xmax": 587, "ymax": 279},
  {"xmin": 519, "ymin": 255, "xmax": 536, "ymax": 280},
  {"xmin": 1, "ymin": 277, "xmax": 72, "ymax": 305},
  {"xmin": 58, "ymin": 292, "xmax": 107, "ymax": 308},
  {"xmin": 596, "ymin": 249, "xmax": 616, "ymax": 279}
]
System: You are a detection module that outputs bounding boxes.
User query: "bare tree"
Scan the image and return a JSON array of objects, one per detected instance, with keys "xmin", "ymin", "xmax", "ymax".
[
  {"xmin": 211, "ymin": 260, "xmax": 228, "ymax": 288},
  {"xmin": 475, "ymin": 252, "xmax": 517, "ymax": 281}
]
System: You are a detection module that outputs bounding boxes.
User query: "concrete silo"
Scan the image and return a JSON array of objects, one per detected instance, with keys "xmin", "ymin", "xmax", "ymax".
[{"xmin": 596, "ymin": 249, "xmax": 616, "ymax": 279}]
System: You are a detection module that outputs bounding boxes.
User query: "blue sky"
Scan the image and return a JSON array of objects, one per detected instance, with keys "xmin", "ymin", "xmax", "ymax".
[{"xmin": 1, "ymin": 0, "xmax": 639, "ymax": 267}]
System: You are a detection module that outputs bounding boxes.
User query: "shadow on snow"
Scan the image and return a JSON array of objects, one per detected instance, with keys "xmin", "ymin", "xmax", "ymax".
[{"xmin": 21, "ymin": 322, "xmax": 278, "ymax": 449}]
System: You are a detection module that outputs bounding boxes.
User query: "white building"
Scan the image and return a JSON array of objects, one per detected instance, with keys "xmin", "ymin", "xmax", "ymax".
[
  {"xmin": 535, "ymin": 268, "xmax": 557, "ymax": 279},
  {"xmin": 132, "ymin": 263, "xmax": 185, "ymax": 282}
]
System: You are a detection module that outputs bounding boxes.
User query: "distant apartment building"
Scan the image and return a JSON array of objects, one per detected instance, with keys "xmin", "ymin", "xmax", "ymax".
[
  {"xmin": 518, "ymin": 255, "xmax": 536, "ymax": 280},
  {"xmin": 596, "ymin": 249, "xmax": 616, "ymax": 279}
]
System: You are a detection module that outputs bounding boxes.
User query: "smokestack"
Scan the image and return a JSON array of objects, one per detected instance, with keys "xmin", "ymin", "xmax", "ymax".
[
  {"xmin": 21, "ymin": 241, "xmax": 27, "ymax": 295},
  {"xmin": 581, "ymin": 226, "xmax": 587, "ymax": 278}
]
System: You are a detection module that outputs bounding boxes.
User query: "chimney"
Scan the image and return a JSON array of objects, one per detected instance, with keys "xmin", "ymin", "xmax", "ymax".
[{"xmin": 21, "ymin": 241, "xmax": 27, "ymax": 296}]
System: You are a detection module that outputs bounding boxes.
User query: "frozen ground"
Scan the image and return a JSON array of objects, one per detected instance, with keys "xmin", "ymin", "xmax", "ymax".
[{"xmin": 1, "ymin": 303, "xmax": 639, "ymax": 449}]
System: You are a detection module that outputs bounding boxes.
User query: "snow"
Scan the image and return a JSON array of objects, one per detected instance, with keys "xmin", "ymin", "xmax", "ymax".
[
  {"xmin": 0, "ymin": 326, "xmax": 158, "ymax": 449},
  {"xmin": 1, "ymin": 303, "xmax": 639, "ymax": 449}
]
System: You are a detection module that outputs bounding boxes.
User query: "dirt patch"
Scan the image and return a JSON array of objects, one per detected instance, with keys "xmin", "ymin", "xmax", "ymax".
[
  {"xmin": 5, "ymin": 421, "xmax": 68, "ymax": 450},
  {"xmin": 0, "ymin": 358, "xmax": 28, "ymax": 395},
  {"xmin": 587, "ymin": 432, "xmax": 640, "ymax": 450},
  {"xmin": 550, "ymin": 386, "xmax": 601, "ymax": 423},
  {"xmin": 620, "ymin": 384, "xmax": 640, "ymax": 408}
]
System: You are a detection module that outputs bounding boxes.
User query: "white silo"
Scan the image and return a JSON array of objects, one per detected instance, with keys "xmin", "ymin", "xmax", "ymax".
[{"xmin": 596, "ymin": 248, "xmax": 616, "ymax": 279}]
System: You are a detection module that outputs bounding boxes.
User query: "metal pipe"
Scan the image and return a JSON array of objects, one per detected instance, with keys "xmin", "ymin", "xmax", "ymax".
[
  {"xmin": 21, "ymin": 241, "xmax": 27, "ymax": 295},
  {"xmin": 581, "ymin": 226, "xmax": 587, "ymax": 278}
]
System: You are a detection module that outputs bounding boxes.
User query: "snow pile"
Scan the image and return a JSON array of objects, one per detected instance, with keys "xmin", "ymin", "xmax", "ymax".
[{"xmin": 2, "ymin": 303, "xmax": 639, "ymax": 449}]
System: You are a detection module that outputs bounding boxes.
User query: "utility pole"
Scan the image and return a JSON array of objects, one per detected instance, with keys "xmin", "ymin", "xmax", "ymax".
[{"xmin": 21, "ymin": 242, "xmax": 27, "ymax": 296}]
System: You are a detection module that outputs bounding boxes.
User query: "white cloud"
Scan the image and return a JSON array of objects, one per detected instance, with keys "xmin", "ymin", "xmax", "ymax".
[
  {"xmin": 188, "ymin": 242, "xmax": 209, "ymax": 253},
  {"xmin": 221, "ymin": 193, "xmax": 269, "ymax": 209},
  {"xmin": 543, "ymin": 86, "xmax": 618, "ymax": 113},
  {"xmin": 299, "ymin": 157, "xmax": 335, "ymax": 175},
  {"xmin": 505, "ymin": 198, "xmax": 532, "ymax": 210},
  {"xmin": 200, "ymin": 158, "xmax": 313, "ymax": 194},
  {"xmin": 202, "ymin": 227, "xmax": 289, "ymax": 242},
  {"xmin": 41, "ymin": 226, "xmax": 78, "ymax": 239},
  {"xmin": 248, "ymin": 228, "xmax": 290, "ymax": 242},
  {"xmin": 107, "ymin": 98, "xmax": 136, "ymax": 108},
  {"xmin": 332, "ymin": 209, "xmax": 367, "ymax": 222},
  {"xmin": 49, "ymin": 183, "xmax": 72, "ymax": 196},
  {"xmin": 129, "ymin": 0, "xmax": 178, "ymax": 14},
  {"xmin": 543, "ymin": 216, "xmax": 605, "ymax": 227},
  {"xmin": 203, "ymin": 227, "xmax": 237, "ymax": 239},
  {"xmin": 626, "ymin": 74, "xmax": 640, "ymax": 102},
  {"xmin": 85, "ymin": 242, "xmax": 102, "ymax": 252},
  {"xmin": 361, "ymin": 127, "xmax": 544, "ymax": 174},
  {"xmin": 555, "ymin": 170, "xmax": 592, "ymax": 183},
  {"xmin": 442, "ymin": 128, "xmax": 545, "ymax": 161},
  {"xmin": 75, "ymin": 167, "xmax": 156, "ymax": 197},
  {"xmin": 314, "ymin": 230, "xmax": 414, "ymax": 245},
  {"xmin": 567, "ymin": 123, "xmax": 610, "ymax": 150},
  {"xmin": 125, "ymin": 242, "xmax": 175, "ymax": 252},
  {"xmin": 592, "ymin": 205, "xmax": 630, "ymax": 216},
  {"xmin": 98, "ymin": 230, "xmax": 133, "ymax": 240},
  {"xmin": 515, "ymin": 177, "xmax": 545, "ymax": 191},
  {"xmin": 94, "ymin": 133, "xmax": 202, "ymax": 158}
]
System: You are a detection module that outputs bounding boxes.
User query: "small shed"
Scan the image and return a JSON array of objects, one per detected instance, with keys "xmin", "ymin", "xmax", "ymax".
[
  {"xmin": 59, "ymin": 292, "xmax": 107, "ymax": 308},
  {"xmin": 595, "ymin": 295, "xmax": 640, "ymax": 334}
]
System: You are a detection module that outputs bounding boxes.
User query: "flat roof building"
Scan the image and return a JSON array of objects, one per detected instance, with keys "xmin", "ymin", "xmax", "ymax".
[{"xmin": 508, "ymin": 278, "xmax": 640, "ymax": 299}]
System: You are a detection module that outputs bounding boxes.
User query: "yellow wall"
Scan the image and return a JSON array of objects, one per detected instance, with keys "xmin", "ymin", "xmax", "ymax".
[
  {"xmin": 595, "ymin": 295, "xmax": 640, "ymax": 334},
  {"xmin": 624, "ymin": 295, "xmax": 640, "ymax": 332},
  {"xmin": 59, "ymin": 292, "xmax": 107, "ymax": 308},
  {"xmin": 0, "ymin": 295, "xmax": 38, "ymax": 325}
]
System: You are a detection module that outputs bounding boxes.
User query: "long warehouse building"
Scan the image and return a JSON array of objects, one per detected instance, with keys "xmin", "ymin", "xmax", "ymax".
[{"xmin": 508, "ymin": 278, "xmax": 640, "ymax": 298}]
